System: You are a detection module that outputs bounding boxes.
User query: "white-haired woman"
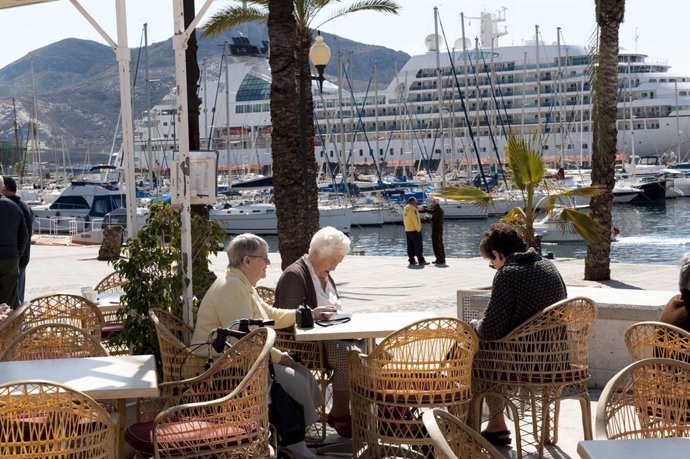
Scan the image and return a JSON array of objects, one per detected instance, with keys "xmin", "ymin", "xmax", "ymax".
[
  {"xmin": 275, "ymin": 226, "xmax": 362, "ymax": 438},
  {"xmin": 192, "ymin": 233, "xmax": 336, "ymax": 459}
]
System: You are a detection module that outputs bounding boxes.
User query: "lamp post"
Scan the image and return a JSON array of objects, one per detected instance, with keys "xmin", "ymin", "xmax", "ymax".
[{"xmin": 299, "ymin": 32, "xmax": 331, "ymax": 193}]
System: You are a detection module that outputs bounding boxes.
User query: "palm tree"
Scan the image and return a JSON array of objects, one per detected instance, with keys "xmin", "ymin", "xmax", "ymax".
[
  {"xmin": 203, "ymin": 0, "xmax": 400, "ymax": 268},
  {"xmin": 436, "ymin": 134, "xmax": 606, "ymax": 249},
  {"xmin": 585, "ymin": 0, "xmax": 625, "ymax": 281}
]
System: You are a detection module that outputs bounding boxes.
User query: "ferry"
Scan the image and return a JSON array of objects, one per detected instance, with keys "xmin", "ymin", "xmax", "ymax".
[{"xmin": 132, "ymin": 12, "xmax": 690, "ymax": 176}]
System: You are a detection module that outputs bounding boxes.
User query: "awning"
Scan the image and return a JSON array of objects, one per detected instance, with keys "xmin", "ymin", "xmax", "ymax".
[{"xmin": 0, "ymin": 0, "xmax": 57, "ymax": 9}]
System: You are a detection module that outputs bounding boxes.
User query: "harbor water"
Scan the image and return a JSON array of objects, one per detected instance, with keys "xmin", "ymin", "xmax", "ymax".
[{"xmin": 260, "ymin": 199, "xmax": 690, "ymax": 266}]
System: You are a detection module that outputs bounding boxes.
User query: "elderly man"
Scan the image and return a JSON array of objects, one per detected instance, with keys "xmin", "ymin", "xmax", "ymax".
[
  {"xmin": 0, "ymin": 176, "xmax": 29, "ymax": 308},
  {"xmin": 421, "ymin": 197, "xmax": 446, "ymax": 265},
  {"xmin": 2, "ymin": 176, "xmax": 33, "ymax": 303}
]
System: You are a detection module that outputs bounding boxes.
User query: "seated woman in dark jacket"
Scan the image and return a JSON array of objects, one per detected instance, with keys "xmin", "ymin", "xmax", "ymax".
[
  {"xmin": 659, "ymin": 253, "xmax": 690, "ymax": 332},
  {"xmin": 275, "ymin": 226, "xmax": 362, "ymax": 438},
  {"xmin": 470, "ymin": 223, "xmax": 567, "ymax": 446}
]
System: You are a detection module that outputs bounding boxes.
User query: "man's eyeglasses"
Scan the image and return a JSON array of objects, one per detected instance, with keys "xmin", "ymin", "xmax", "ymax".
[{"xmin": 248, "ymin": 255, "xmax": 270, "ymax": 264}]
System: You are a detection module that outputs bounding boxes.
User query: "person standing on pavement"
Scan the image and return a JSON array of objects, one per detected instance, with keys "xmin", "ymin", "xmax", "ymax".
[
  {"xmin": 0, "ymin": 176, "xmax": 29, "ymax": 308},
  {"xmin": 421, "ymin": 197, "xmax": 446, "ymax": 265},
  {"xmin": 403, "ymin": 196, "xmax": 429, "ymax": 266},
  {"xmin": 2, "ymin": 176, "xmax": 33, "ymax": 304}
]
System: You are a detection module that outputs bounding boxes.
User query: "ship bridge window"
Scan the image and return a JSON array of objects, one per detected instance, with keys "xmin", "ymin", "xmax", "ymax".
[
  {"xmin": 90, "ymin": 196, "xmax": 115, "ymax": 217},
  {"xmin": 50, "ymin": 196, "xmax": 89, "ymax": 210},
  {"xmin": 236, "ymin": 74, "xmax": 271, "ymax": 102}
]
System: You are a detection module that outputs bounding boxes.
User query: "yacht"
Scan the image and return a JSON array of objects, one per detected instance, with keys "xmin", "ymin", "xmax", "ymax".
[
  {"xmin": 31, "ymin": 165, "xmax": 126, "ymax": 234},
  {"xmin": 209, "ymin": 202, "xmax": 353, "ymax": 235}
]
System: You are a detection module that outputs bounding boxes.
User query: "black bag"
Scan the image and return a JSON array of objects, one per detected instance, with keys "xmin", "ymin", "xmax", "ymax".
[
  {"xmin": 295, "ymin": 303, "xmax": 314, "ymax": 328},
  {"xmin": 269, "ymin": 361, "xmax": 306, "ymax": 446}
]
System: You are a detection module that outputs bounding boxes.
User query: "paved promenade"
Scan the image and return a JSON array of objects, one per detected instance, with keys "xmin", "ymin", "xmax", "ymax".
[{"xmin": 25, "ymin": 244, "xmax": 681, "ymax": 458}]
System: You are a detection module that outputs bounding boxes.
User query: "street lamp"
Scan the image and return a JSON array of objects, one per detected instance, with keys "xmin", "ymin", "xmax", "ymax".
[
  {"xmin": 309, "ymin": 33, "xmax": 331, "ymax": 93},
  {"xmin": 299, "ymin": 32, "xmax": 331, "ymax": 195}
]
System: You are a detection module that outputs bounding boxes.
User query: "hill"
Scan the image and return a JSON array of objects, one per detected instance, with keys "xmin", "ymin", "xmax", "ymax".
[{"xmin": 0, "ymin": 22, "xmax": 409, "ymax": 164}]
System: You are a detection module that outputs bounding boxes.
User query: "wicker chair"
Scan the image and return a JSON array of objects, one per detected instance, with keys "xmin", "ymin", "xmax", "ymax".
[
  {"xmin": 256, "ymin": 285, "xmax": 276, "ymax": 306},
  {"xmin": 95, "ymin": 271, "xmax": 128, "ymax": 294},
  {"xmin": 94, "ymin": 273, "xmax": 129, "ymax": 355},
  {"xmin": 0, "ymin": 302, "xmax": 29, "ymax": 355},
  {"xmin": 471, "ymin": 296, "xmax": 597, "ymax": 458},
  {"xmin": 149, "ymin": 308, "xmax": 207, "ymax": 382},
  {"xmin": 0, "ymin": 380, "xmax": 116, "ymax": 458},
  {"xmin": 257, "ymin": 285, "xmax": 332, "ymax": 442},
  {"xmin": 349, "ymin": 317, "xmax": 478, "ymax": 458},
  {"xmin": 596, "ymin": 358, "xmax": 690, "ymax": 440},
  {"xmin": 0, "ymin": 323, "xmax": 109, "ymax": 361},
  {"xmin": 625, "ymin": 321, "xmax": 690, "ymax": 362},
  {"xmin": 125, "ymin": 327, "xmax": 276, "ymax": 459},
  {"xmin": 25, "ymin": 293, "xmax": 105, "ymax": 338},
  {"xmin": 422, "ymin": 409, "xmax": 503, "ymax": 459}
]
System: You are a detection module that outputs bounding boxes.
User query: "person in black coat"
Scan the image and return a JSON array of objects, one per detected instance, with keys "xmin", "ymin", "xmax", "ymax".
[
  {"xmin": 0, "ymin": 176, "xmax": 29, "ymax": 309},
  {"xmin": 421, "ymin": 197, "xmax": 446, "ymax": 264},
  {"xmin": 2, "ymin": 176, "xmax": 32, "ymax": 304}
]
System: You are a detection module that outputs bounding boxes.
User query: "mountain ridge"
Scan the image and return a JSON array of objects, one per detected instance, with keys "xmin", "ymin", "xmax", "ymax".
[{"xmin": 0, "ymin": 23, "xmax": 410, "ymax": 164}]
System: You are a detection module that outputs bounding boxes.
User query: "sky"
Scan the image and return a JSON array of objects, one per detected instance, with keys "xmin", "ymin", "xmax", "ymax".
[{"xmin": 0, "ymin": 0, "xmax": 689, "ymax": 76}]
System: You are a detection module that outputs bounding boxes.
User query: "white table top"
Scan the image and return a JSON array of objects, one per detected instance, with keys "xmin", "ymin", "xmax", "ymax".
[
  {"xmin": 577, "ymin": 438, "xmax": 690, "ymax": 459},
  {"xmin": 0, "ymin": 354, "xmax": 159, "ymax": 400},
  {"xmin": 295, "ymin": 311, "xmax": 436, "ymax": 341}
]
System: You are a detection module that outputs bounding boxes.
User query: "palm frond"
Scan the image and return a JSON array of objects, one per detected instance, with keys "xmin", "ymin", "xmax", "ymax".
[
  {"xmin": 314, "ymin": 0, "xmax": 400, "ymax": 29},
  {"xmin": 435, "ymin": 185, "xmax": 492, "ymax": 205},
  {"xmin": 202, "ymin": 5, "xmax": 267, "ymax": 37},
  {"xmin": 556, "ymin": 207, "xmax": 607, "ymax": 243},
  {"xmin": 505, "ymin": 135, "xmax": 544, "ymax": 190}
]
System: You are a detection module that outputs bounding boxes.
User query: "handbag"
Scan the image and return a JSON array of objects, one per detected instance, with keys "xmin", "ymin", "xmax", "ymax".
[
  {"xmin": 295, "ymin": 303, "xmax": 314, "ymax": 328},
  {"xmin": 269, "ymin": 359, "xmax": 306, "ymax": 446}
]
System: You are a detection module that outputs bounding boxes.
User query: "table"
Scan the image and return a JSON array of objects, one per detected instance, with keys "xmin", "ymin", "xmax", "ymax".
[
  {"xmin": 577, "ymin": 438, "xmax": 690, "ymax": 458},
  {"xmin": 295, "ymin": 311, "xmax": 436, "ymax": 348},
  {"xmin": 0, "ymin": 354, "xmax": 159, "ymax": 458}
]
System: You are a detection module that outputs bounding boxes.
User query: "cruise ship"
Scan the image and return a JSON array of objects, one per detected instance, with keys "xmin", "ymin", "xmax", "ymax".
[{"xmin": 132, "ymin": 11, "xmax": 690, "ymax": 175}]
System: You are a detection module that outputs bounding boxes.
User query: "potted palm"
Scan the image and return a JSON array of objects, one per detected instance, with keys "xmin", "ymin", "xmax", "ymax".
[{"xmin": 436, "ymin": 134, "xmax": 606, "ymax": 248}]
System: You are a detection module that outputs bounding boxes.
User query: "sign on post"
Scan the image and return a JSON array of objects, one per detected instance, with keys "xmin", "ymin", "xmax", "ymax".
[{"xmin": 171, "ymin": 150, "xmax": 218, "ymax": 205}]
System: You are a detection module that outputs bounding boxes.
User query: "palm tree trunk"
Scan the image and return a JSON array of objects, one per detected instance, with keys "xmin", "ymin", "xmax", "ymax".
[
  {"xmin": 585, "ymin": 0, "xmax": 625, "ymax": 281},
  {"xmin": 268, "ymin": 0, "xmax": 307, "ymax": 268}
]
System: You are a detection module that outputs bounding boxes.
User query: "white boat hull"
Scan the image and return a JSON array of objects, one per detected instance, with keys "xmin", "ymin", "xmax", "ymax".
[
  {"xmin": 210, "ymin": 204, "xmax": 353, "ymax": 235},
  {"xmin": 438, "ymin": 199, "xmax": 488, "ymax": 219},
  {"xmin": 351, "ymin": 207, "xmax": 386, "ymax": 227}
]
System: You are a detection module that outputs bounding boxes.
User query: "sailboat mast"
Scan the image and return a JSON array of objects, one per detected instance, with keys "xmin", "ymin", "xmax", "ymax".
[
  {"xmin": 434, "ymin": 7, "xmax": 445, "ymax": 187},
  {"xmin": 224, "ymin": 41, "xmax": 231, "ymax": 182},
  {"xmin": 12, "ymin": 98, "xmax": 21, "ymax": 179},
  {"xmin": 144, "ymin": 23, "xmax": 154, "ymax": 189},
  {"xmin": 29, "ymin": 55, "xmax": 43, "ymax": 189}
]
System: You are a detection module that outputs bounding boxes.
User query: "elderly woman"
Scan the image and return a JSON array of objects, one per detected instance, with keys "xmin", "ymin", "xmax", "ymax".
[
  {"xmin": 471, "ymin": 223, "xmax": 567, "ymax": 446},
  {"xmin": 274, "ymin": 226, "xmax": 361, "ymax": 438},
  {"xmin": 659, "ymin": 253, "xmax": 690, "ymax": 331},
  {"xmin": 192, "ymin": 233, "xmax": 335, "ymax": 459}
]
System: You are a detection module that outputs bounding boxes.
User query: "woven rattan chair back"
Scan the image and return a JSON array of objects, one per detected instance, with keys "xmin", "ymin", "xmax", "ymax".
[
  {"xmin": 256, "ymin": 286, "xmax": 276, "ymax": 305},
  {"xmin": 349, "ymin": 317, "xmax": 478, "ymax": 458},
  {"xmin": 127, "ymin": 327, "xmax": 275, "ymax": 459},
  {"xmin": 0, "ymin": 302, "xmax": 29, "ymax": 355},
  {"xmin": 94, "ymin": 271, "xmax": 128, "ymax": 294},
  {"xmin": 0, "ymin": 323, "xmax": 109, "ymax": 361},
  {"xmin": 25, "ymin": 293, "xmax": 105, "ymax": 338},
  {"xmin": 149, "ymin": 308, "xmax": 207, "ymax": 382},
  {"xmin": 596, "ymin": 358, "xmax": 690, "ymax": 440},
  {"xmin": 422, "ymin": 409, "xmax": 502, "ymax": 459},
  {"xmin": 625, "ymin": 321, "xmax": 690, "ymax": 362},
  {"xmin": 471, "ymin": 296, "xmax": 598, "ymax": 458},
  {"xmin": 0, "ymin": 380, "xmax": 116, "ymax": 458}
]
